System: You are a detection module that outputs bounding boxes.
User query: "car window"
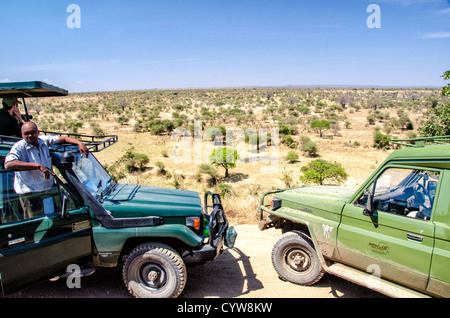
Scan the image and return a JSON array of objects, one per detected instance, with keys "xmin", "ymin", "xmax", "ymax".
[
  {"xmin": 1, "ymin": 170, "xmax": 78, "ymax": 224},
  {"xmin": 355, "ymin": 168, "xmax": 439, "ymax": 221}
]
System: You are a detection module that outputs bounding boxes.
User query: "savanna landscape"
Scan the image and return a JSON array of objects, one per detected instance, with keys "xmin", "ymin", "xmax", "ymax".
[{"xmin": 25, "ymin": 85, "xmax": 444, "ymax": 224}]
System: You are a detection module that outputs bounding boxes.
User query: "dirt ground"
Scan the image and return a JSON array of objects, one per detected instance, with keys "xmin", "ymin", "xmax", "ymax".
[{"xmin": 7, "ymin": 225, "xmax": 385, "ymax": 299}]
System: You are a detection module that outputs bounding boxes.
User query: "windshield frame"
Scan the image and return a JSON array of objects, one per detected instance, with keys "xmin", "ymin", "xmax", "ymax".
[{"xmin": 70, "ymin": 152, "xmax": 116, "ymax": 198}]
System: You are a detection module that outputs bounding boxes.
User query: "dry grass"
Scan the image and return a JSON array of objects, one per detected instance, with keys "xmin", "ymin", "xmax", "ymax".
[{"xmin": 29, "ymin": 87, "xmax": 439, "ymax": 224}]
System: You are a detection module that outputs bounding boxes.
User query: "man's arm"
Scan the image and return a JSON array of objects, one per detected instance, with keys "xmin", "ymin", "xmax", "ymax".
[
  {"xmin": 57, "ymin": 136, "xmax": 90, "ymax": 157},
  {"xmin": 4, "ymin": 160, "xmax": 52, "ymax": 180}
]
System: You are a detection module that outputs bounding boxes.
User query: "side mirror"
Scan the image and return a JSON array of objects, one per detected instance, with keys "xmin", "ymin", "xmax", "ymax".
[
  {"xmin": 363, "ymin": 182, "xmax": 376, "ymax": 217},
  {"xmin": 61, "ymin": 151, "xmax": 75, "ymax": 168},
  {"xmin": 363, "ymin": 190, "xmax": 373, "ymax": 216}
]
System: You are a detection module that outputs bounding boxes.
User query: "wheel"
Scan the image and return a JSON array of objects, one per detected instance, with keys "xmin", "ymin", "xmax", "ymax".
[
  {"xmin": 271, "ymin": 231, "xmax": 324, "ymax": 286},
  {"xmin": 123, "ymin": 243, "xmax": 187, "ymax": 298}
]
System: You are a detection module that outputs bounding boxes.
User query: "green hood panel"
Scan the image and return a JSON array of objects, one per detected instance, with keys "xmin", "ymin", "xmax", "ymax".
[
  {"xmin": 102, "ymin": 184, "xmax": 203, "ymax": 218},
  {"xmin": 276, "ymin": 185, "xmax": 357, "ymax": 215}
]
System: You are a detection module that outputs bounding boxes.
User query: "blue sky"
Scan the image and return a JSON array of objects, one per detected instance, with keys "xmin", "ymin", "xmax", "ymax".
[{"xmin": 1, "ymin": 0, "xmax": 449, "ymax": 92}]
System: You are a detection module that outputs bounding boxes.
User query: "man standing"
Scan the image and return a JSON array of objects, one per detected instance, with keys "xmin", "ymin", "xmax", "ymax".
[
  {"xmin": 4, "ymin": 122, "xmax": 90, "ymax": 217},
  {"xmin": 0, "ymin": 97, "xmax": 24, "ymax": 137}
]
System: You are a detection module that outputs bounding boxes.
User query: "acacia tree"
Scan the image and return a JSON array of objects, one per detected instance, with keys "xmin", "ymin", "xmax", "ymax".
[
  {"xmin": 310, "ymin": 119, "xmax": 330, "ymax": 137},
  {"xmin": 299, "ymin": 159, "xmax": 348, "ymax": 185},
  {"xmin": 209, "ymin": 147, "xmax": 238, "ymax": 178},
  {"xmin": 336, "ymin": 94, "xmax": 351, "ymax": 109},
  {"xmin": 419, "ymin": 70, "xmax": 450, "ymax": 137}
]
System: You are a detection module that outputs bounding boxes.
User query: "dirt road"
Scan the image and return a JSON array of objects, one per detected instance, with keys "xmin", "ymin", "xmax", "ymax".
[{"xmin": 8, "ymin": 225, "xmax": 384, "ymax": 299}]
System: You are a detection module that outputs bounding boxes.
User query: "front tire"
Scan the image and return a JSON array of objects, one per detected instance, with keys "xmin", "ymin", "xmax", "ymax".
[
  {"xmin": 123, "ymin": 243, "xmax": 186, "ymax": 298},
  {"xmin": 272, "ymin": 231, "xmax": 324, "ymax": 286}
]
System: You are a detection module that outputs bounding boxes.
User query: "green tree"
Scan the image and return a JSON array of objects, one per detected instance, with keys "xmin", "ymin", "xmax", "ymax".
[
  {"xmin": 209, "ymin": 147, "xmax": 239, "ymax": 178},
  {"xmin": 419, "ymin": 70, "xmax": 450, "ymax": 137},
  {"xmin": 310, "ymin": 119, "xmax": 330, "ymax": 137},
  {"xmin": 300, "ymin": 159, "xmax": 348, "ymax": 185}
]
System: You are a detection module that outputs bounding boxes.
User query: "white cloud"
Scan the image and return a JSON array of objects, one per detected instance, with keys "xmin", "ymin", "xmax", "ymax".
[{"xmin": 421, "ymin": 31, "xmax": 450, "ymax": 38}]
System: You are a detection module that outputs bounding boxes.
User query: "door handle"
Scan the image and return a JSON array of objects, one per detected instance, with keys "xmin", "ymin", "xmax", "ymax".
[
  {"xmin": 407, "ymin": 233, "xmax": 423, "ymax": 242},
  {"xmin": 8, "ymin": 237, "xmax": 25, "ymax": 246}
]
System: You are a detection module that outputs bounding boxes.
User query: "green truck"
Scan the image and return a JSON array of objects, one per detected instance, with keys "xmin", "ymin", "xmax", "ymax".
[
  {"xmin": 0, "ymin": 81, "xmax": 236, "ymax": 298},
  {"xmin": 258, "ymin": 137, "xmax": 450, "ymax": 298}
]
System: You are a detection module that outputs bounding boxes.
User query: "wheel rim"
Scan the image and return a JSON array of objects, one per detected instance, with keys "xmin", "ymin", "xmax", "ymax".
[
  {"xmin": 285, "ymin": 248, "xmax": 311, "ymax": 273},
  {"xmin": 139, "ymin": 263, "xmax": 167, "ymax": 289}
]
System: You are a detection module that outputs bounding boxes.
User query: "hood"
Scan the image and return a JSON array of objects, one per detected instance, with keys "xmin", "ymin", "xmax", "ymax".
[
  {"xmin": 102, "ymin": 184, "xmax": 203, "ymax": 218},
  {"xmin": 276, "ymin": 185, "xmax": 357, "ymax": 214}
]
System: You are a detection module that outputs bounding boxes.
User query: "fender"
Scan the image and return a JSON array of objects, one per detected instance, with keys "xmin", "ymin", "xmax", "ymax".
[{"xmin": 92, "ymin": 223, "xmax": 204, "ymax": 266}]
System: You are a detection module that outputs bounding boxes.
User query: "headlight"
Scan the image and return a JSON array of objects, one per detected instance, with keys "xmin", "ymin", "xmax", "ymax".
[{"xmin": 270, "ymin": 198, "xmax": 282, "ymax": 210}]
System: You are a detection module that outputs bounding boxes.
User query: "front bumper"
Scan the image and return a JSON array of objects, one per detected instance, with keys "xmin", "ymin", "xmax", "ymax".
[{"xmin": 183, "ymin": 192, "xmax": 237, "ymax": 263}]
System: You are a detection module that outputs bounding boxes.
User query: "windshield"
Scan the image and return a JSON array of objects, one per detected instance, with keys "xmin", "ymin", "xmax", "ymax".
[{"xmin": 71, "ymin": 153, "xmax": 115, "ymax": 197}]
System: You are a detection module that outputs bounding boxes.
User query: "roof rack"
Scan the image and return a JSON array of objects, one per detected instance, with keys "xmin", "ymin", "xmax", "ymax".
[
  {"xmin": 392, "ymin": 135, "xmax": 450, "ymax": 148},
  {"xmin": 0, "ymin": 132, "xmax": 118, "ymax": 153}
]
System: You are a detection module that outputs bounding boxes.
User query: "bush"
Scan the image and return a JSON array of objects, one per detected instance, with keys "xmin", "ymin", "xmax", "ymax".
[
  {"xmin": 279, "ymin": 124, "xmax": 295, "ymax": 135},
  {"xmin": 197, "ymin": 164, "xmax": 218, "ymax": 185},
  {"xmin": 300, "ymin": 159, "xmax": 348, "ymax": 185},
  {"xmin": 301, "ymin": 141, "xmax": 319, "ymax": 157},
  {"xmin": 155, "ymin": 161, "xmax": 166, "ymax": 175},
  {"xmin": 283, "ymin": 135, "xmax": 297, "ymax": 148},
  {"xmin": 124, "ymin": 152, "xmax": 149, "ymax": 172},
  {"xmin": 286, "ymin": 151, "xmax": 299, "ymax": 163},
  {"xmin": 217, "ymin": 183, "xmax": 231, "ymax": 198},
  {"xmin": 373, "ymin": 133, "xmax": 391, "ymax": 149}
]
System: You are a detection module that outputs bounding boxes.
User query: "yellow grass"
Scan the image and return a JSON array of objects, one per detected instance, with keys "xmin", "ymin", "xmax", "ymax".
[{"xmin": 30, "ymin": 87, "xmax": 437, "ymax": 224}]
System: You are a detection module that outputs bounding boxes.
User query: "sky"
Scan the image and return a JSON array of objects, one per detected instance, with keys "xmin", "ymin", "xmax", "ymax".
[{"xmin": 1, "ymin": 0, "xmax": 449, "ymax": 93}]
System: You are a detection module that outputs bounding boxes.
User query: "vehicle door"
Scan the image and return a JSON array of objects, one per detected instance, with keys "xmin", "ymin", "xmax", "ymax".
[
  {"xmin": 0, "ymin": 169, "xmax": 92, "ymax": 296},
  {"xmin": 337, "ymin": 165, "xmax": 438, "ymax": 291}
]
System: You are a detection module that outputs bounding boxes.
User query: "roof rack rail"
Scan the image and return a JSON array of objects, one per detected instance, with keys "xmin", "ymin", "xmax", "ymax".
[
  {"xmin": 392, "ymin": 135, "xmax": 450, "ymax": 148},
  {"xmin": 0, "ymin": 135, "xmax": 21, "ymax": 147},
  {"xmin": 41, "ymin": 131, "xmax": 118, "ymax": 153},
  {"xmin": 0, "ymin": 132, "xmax": 118, "ymax": 153}
]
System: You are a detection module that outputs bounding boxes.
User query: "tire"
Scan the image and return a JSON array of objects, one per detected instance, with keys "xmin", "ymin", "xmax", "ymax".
[
  {"xmin": 271, "ymin": 231, "xmax": 324, "ymax": 286},
  {"xmin": 123, "ymin": 243, "xmax": 186, "ymax": 298}
]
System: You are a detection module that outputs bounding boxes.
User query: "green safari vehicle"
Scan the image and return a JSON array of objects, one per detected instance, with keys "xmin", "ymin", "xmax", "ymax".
[
  {"xmin": 0, "ymin": 81, "xmax": 236, "ymax": 298},
  {"xmin": 258, "ymin": 136, "xmax": 450, "ymax": 298}
]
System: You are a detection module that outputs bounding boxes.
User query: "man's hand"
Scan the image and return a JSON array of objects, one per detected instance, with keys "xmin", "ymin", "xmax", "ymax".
[
  {"xmin": 37, "ymin": 164, "xmax": 53, "ymax": 180},
  {"xmin": 79, "ymin": 142, "xmax": 90, "ymax": 158},
  {"xmin": 60, "ymin": 136, "xmax": 90, "ymax": 158},
  {"xmin": 12, "ymin": 104, "xmax": 24, "ymax": 124}
]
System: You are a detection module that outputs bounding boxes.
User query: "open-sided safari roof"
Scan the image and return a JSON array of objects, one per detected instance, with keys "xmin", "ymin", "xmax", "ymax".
[{"xmin": 0, "ymin": 81, "xmax": 68, "ymax": 98}]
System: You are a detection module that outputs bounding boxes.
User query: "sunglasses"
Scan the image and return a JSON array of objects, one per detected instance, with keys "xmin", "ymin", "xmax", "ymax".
[{"xmin": 23, "ymin": 130, "xmax": 38, "ymax": 136}]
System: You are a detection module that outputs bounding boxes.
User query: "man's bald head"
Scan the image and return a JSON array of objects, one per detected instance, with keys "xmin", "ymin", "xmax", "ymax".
[
  {"xmin": 21, "ymin": 121, "xmax": 38, "ymax": 134},
  {"xmin": 21, "ymin": 122, "xmax": 40, "ymax": 146}
]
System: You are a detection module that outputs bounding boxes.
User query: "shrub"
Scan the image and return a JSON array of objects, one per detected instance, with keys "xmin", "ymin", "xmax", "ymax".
[
  {"xmin": 374, "ymin": 133, "xmax": 391, "ymax": 149},
  {"xmin": 217, "ymin": 183, "xmax": 231, "ymax": 198},
  {"xmin": 155, "ymin": 161, "xmax": 166, "ymax": 174},
  {"xmin": 301, "ymin": 141, "xmax": 319, "ymax": 157},
  {"xmin": 286, "ymin": 151, "xmax": 299, "ymax": 163},
  {"xmin": 283, "ymin": 135, "xmax": 297, "ymax": 148},
  {"xmin": 198, "ymin": 164, "xmax": 219, "ymax": 185}
]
